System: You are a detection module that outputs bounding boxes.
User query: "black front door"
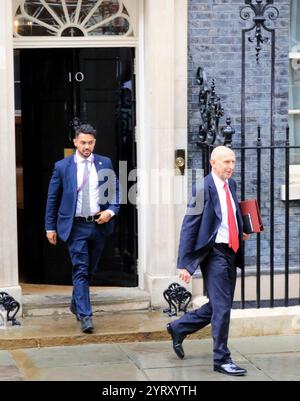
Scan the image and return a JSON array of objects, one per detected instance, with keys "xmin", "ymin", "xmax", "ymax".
[{"xmin": 17, "ymin": 48, "xmax": 137, "ymax": 287}]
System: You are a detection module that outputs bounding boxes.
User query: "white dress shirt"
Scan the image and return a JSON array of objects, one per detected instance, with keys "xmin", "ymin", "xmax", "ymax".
[
  {"xmin": 212, "ymin": 172, "xmax": 238, "ymax": 244},
  {"xmin": 75, "ymin": 151, "xmax": 100, "ymax": 217},
  {"xmin": 46, "ymin": 152, "xmax": 115, "ymax": 233}
]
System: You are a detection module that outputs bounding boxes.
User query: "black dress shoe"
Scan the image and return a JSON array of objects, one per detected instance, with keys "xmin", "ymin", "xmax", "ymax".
[
  {"xmin": 214, "ymin": 362, "xmax": 247, "ymax": 376},
  {"xmin": 166, "ymin": 323, "xmax": 185, "ymax": 359},
  {"xmin": 81, "ymin": 316, "xmax": 94, "ymax": 333},
  {"xmin": 70, "ymin": 303, "xmax": 80, "ymax": 322}
]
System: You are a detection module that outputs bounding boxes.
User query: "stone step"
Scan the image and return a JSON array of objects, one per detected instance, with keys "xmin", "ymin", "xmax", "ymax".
[
  {"xmin": 22, "ymin": 287, "xmax": 151, "ymax": 317},
  {"xmin": 0, "ymin": 310, "xmax": 206, "ymax": 350},
  {"xmin": 1, "ymin": 306, "xmax": 300, "ymax": 351}
]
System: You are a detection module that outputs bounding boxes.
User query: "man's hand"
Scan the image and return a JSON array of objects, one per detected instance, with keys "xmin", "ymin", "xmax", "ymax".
[
  {"xmin": 46, "ymin": 231, "xmax": 57, "ymax": 245},
  {"xmin": 179, "ymin": 268, "xmax": 192, "ymax": 284},
  {"xmin": 95, "ymin": 210, "xmax": 112, "ymax": 224},
  {"xmin": 243, "ymin": 232, "xmax": 250, "ymax": 241}
]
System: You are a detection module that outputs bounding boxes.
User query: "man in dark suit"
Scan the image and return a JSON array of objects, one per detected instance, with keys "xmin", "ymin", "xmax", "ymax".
[
  {"xmin": 45, "ymin": 122, "xmax": 120, "ymax": 333},
  {"xmin": 167, "ymin": 146, "xmax": 249, "ymax": 376}
]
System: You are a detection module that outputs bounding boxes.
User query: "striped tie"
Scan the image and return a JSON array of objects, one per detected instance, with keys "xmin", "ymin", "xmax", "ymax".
[{"xmin": 81, "ymin": 160, "xmax": 91, "ymax": 218}]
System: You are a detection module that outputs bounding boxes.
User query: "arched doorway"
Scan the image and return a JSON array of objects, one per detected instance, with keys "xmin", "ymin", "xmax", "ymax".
[{"xmin": 13, "ymin": 0, "xmax": 139, "ymax": 287}]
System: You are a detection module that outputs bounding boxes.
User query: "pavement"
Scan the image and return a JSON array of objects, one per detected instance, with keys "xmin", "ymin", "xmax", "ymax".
[
  {"xmin": 0, "ymin": 334, "xmax": 300, "ymax": 381},
  {"xmin": 0, "ymin": 309, "xmax": 300, "ymax": 381}
]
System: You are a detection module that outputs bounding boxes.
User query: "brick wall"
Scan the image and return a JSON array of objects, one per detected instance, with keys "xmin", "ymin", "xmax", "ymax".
[{"xmin": 188, "ymin": 0, "xmax": 300, "ymax": 269}]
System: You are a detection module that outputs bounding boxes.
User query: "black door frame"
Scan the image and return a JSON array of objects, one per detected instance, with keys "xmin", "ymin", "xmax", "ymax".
[{"xmin": 15, "ymin": 47, "xmax": 138, "ymax": 287}]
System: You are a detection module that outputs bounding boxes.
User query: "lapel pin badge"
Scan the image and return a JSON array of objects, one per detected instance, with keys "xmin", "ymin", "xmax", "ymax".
[{"xmin": 99, "ymin": 161, "xmax": 102, "ymax": 165}]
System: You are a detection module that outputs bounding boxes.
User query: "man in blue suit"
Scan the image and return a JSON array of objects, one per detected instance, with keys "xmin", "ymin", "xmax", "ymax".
[
  {"xmin": 167, "ymin": 146, "xmax": 249, "ymax": 376},
  {"xmin": 45, "ymin": 122, "xmax": 120, "ymax": 333}
]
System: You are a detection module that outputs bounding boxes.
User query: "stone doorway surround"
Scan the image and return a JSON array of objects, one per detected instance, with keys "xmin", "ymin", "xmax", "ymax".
[
  {"xmin": 0, "ymin": 0, "xmax": 21, "ymax": 306},
  {"xmin": 0, "ymin": 0, "xmax": 188, "ymax": 309}
]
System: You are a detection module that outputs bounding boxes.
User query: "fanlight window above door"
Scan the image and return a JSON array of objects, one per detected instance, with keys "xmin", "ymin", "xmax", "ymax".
[{"xmin": 13, "ymin": 0, "xmax": 134, "ymax": 37}]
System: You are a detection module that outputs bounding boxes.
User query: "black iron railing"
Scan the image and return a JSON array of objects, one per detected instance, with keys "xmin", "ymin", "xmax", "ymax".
[
  {"xmin": 188, "ymin": 1, "xmax": 298, "ymax": 309},
  {"xmin": 0, "ymin": 292, "xmax": 21, "ymax": 326},
  {"xmin": 198, "ymin": 126, "xmax": 300, "ymax": 309},
  {"xmin": 163, "ymin": 283, "xmax": 192, "ymax": 316}
]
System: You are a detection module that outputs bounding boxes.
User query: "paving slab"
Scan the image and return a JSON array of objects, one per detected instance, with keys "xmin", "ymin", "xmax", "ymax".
[
  {"xmin": 143, "ymin": 363, "xmax": 271, "ymax": 382},
  {"xmin": 17, "ymin": 362, "xmax": 147, "ymax": 381},
  {"xmin": 0, "ymin": 351, "xmax": 16, "ymax": 366},
  {"xmin": 0, "ymin": 351, "xmax": 23, "ymax": 381},
  {"xmin": 246, "ymin": 352, "xmax": 300, "ymax": 381},
  {"xmin": 119, "ymin": 339, "xmax": 247, "ymax": 369},
  {"xmin": 230, "ymin": 334, "xmax": 300, "ymax": 355},
  {"xmin": 0, "ymin": 365, "xmax": 24, "ymax": 381},
  {"xmin": 1, "ymin": 334, "xmax": 300, "ymax": 381},
  {"xmin": 12, "ymin": 344, "xmax": 129, "ymax": 369}
]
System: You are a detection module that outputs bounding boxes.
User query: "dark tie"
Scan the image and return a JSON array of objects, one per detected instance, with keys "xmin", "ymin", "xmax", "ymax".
[
  {"xmin": 224, "ymin": 181, "xmax": 239, "ymax": 253},
  {"xmin": 81, "ymin": 160, "xmax": 91, "ymax": 218}
]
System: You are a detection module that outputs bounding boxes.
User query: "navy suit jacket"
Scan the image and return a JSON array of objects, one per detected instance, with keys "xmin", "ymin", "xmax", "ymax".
[
  {"xmin": 177, "ymin": 173, "xmax": 244, "ymax": 275},
  {"xmin": 45, "ymin": 154, "xmax": 121, "ymax": 242}
]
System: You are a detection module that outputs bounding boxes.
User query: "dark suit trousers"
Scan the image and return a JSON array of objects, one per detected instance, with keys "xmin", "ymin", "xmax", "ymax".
[
  {"xmin": 67, "ymin": 220, "xmax": 106, "ymax": 317},
  {"xmin": 172, "ymin": 245, "xmax": 237, "ymax": 365}
]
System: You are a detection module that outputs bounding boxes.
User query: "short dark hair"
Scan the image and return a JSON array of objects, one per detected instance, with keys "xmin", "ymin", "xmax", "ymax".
[{"xmin": 74, "ymin": 123, "xmax": 97, "ymax": 138}]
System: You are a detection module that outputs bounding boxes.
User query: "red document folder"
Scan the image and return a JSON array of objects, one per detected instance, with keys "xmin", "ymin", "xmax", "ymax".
[{"xmin": 239, "ymin": 199, "xmax": 264, "ymax": 234}]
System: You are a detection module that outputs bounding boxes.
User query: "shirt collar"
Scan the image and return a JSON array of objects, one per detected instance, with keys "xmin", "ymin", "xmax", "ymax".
[
  {"xmin": 212, "ymin": 171, "xmax": 228, "ymax": 190},
  {"xmin": 75, "ymin": 151, "xmax": 94, "ymax": 163}
]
